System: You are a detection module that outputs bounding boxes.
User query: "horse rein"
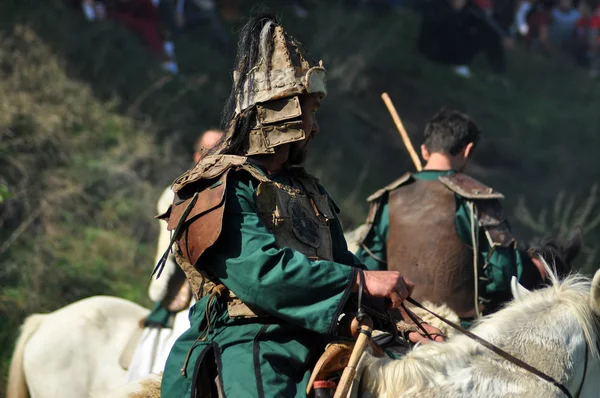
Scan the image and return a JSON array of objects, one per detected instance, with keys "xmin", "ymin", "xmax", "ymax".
[{"xmin": 404, "ymin": 297, "xmax": 590, "ymax": 398}]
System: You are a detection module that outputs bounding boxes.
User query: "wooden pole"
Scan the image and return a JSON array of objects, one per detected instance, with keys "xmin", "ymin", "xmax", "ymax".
[
  {"xmin": 333, "ymin": 323, "xmax": 372, "ymax": 398},
  {"xmin": 381, "ymin": 92, "xmax": 423, "ymax": 171}
]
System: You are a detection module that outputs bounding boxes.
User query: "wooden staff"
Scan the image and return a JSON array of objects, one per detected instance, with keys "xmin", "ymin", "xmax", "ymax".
[
  {"xmin": 333, "ymin": 317, "xmax": 373, "ymax": 398},
  {"xmin": 381, "ymin": 92, "xmax": 423, "ymax": 172}
]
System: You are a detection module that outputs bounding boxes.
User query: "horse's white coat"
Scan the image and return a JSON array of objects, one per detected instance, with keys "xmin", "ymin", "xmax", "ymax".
[
  {"xmin": 407, "ymin": 301, "xmax": 460, "ymax": 337},
  {"xmin": 510, "ymin": 275, "xmax": 531, "ymax": 300},
  {"xmin": 98, "ymin": 373, "xmax": 162, "ymax": 398},
  {"xmin": 359, "ymin": 269, "xmax": 600, "ymax": 397},
  {"xmin": 148, "ymin": 186, "xmax": 176, "ymax": 303},
  {"xmin": 7, "ymin": 296, "xmax": 149, "ymax": 398}
]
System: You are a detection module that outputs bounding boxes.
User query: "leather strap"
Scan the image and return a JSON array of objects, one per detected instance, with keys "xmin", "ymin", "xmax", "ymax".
[
  {"xmin": 574, "ymin": 341, "xmax": 589, "ymax": 398},
  {"xmin": 400, "ymin": 302, "xmax": 434, "ymax": 340}
]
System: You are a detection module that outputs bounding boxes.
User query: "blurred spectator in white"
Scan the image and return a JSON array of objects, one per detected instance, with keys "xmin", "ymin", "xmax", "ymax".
[
  {"xmin": 549, "ymin": 0, "xmax": 581, "ymax": 50},
  {"xmin": 515, "ymin": 0, "xmax": 534, "ymax": 36}
]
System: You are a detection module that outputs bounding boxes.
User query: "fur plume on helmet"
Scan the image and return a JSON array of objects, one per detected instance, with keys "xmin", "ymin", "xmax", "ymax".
[{"xmin": 219, "ymin": 14, "xmax": 279, "ymax": 156}]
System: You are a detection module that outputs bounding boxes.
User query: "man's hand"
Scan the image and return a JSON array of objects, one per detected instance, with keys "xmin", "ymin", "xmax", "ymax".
[
  {"xmin": 356, "ymin": 271, "xmax": 415, "ymax": 308},
  {"xmin": 407, "ymin": 323, "xmax": 445, "ymax": 344}
]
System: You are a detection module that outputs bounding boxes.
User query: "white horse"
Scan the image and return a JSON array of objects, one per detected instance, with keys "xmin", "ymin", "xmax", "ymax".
[
  {"xmin": 102, "ymin": 267, "xmax": 600, "ymax": 398},
  {"xmin": 7, "ymin": 296, "xmax": 149, "ymax": 398},
  {"xmin": 6, "ymin": 186, "xmax": 199, "ymax": 398},
  {"xmin": 358, "ymin": 268, "xmax": 600, "ymax": 397}
]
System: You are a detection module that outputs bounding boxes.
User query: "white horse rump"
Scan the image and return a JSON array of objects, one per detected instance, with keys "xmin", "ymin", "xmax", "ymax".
[{"xmin": 7, "ymin": 296, "xmax": 149, "ymax": 398}]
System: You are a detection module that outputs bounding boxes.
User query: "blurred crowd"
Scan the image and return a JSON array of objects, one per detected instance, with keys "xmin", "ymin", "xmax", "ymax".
[
  {"xmin": 62, "ymin": 0, "xmax": 600, "ymax": 80},
  {"xmin": 63, "ymin": 0, "xmax": 312, "ymax": 74},
  {"xmin": 416, "ymin": 0, "xmax": 600, "ymax": 79}
]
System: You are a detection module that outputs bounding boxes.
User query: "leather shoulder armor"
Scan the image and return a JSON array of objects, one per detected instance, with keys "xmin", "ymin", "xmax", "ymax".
[
  {"xmin": 366, "ymin": 172, "xmax": 412, "ymax": 202},
  {"xmin": 358, "ymin": 173, "xmax": 412, "ymax": 249},
  {"xmin": 438, "ymin": 173, "xmax": 513, "ymax": 248},
  {"xmin": 475, "ymin": 199, "xmax": 516, "ymax": 249},
  {"xmin": 158, "ymin": 155, "xmax": 267, "ymax": 267},
  {"xmin": 438, "ymin": 173, "xmax": 504, "ymax": 200},
  {"xmin": 171, "ymin": 154, "xmax": 248, "ymax": 193}
]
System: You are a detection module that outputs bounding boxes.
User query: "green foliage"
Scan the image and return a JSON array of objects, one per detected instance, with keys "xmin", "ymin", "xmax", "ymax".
[
  {"xmin": 515, "ymin": 185, "xmax": 600, "ymax": 272},
  {"xmin": 0, "ymin": 184, "xmax": 9, "ymax": 203},
  {"xmin": 1, "ymin": 0, "xmax": 599, "ymax": 392}
]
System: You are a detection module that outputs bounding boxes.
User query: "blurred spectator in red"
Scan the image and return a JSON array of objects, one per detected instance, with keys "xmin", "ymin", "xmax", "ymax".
[
  {"xmin": 218, "ymin": 0, "xmax": 242, "ymax": 21},
  {"xmin": 418, "ymin": 0, "xmax": 513, "ymax": 79},
  {"xmin": 516, "ymin": 1, "xmax": 555, "ymax": 53},
  {"xmin": 72, "ymin": 0, "xmax": 179, "ymax": 74},
  {"xmin": 575, "ymin": 0, "xmax": 600, "ymax": 76}
]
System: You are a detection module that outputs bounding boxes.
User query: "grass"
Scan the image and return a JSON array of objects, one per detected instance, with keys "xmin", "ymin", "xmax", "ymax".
[{"xmin": 1, "ymin": 0, "xmax": 599, "ymax": 391}]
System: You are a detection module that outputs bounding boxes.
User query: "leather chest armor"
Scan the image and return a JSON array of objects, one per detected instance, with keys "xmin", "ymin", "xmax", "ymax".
[
  {"xmin": 254, "ymin": 169, "xmax": 336, "ymax": 262},
  {"xmin": 158, "ymin": 155, "xmax": 336, "ymax": 317}
]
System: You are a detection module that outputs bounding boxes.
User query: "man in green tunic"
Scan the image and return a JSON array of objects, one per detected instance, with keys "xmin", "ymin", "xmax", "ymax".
[
  {"xmin": 356, "ymin": 109, "xmax": 538, "ymax": 325},
  {"xmin": 158, "ymin": 15, "xmax": 442, "ymax": 398}
]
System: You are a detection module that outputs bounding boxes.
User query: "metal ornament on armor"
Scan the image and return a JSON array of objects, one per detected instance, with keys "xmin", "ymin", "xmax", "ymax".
[{"xmin": 254, "ymin": 173, "xmax": 335, "ymax": 262}]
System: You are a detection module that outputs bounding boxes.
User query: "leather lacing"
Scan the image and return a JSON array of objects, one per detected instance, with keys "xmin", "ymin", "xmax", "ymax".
[{"xmin": 180, "ymin": 284, "xmax": 227, "ymax": 377}]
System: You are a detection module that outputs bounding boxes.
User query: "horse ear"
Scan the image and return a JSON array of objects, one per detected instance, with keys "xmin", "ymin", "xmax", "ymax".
[
  {"xmin": 589, "ymin": 269, "xmax": 600, "ymax": 310},
  {"xmin": 511, "ymin": 276, "xmax": 531, "ymax": 300}
]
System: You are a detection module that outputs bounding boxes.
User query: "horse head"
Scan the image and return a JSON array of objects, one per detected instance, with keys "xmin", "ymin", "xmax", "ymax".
[{"xmin": 519, "ymin": 229, "xmax": 583, "ymax": 290}]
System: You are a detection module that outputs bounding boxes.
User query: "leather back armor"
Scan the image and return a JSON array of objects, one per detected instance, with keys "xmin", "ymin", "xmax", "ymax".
[
  {"xmin": 362, "ymin": 172, "xmax": 515, "ymax": 319},
  {"xmin": 387, "ymin": 179, "xmax": 478, "ymax": 318}
]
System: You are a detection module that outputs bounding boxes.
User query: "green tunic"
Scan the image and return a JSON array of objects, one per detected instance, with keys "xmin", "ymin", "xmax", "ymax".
[
  {"xmin": 355, "ymin": 170, "xmax": 523, "ymax": 318},
  {"xmin": 161, "ymin": 168, "xmax": 361, "ymax": 398},
  {"xmin": 143, "ymin": 301, "xmax": 174, "ymax": 328}
]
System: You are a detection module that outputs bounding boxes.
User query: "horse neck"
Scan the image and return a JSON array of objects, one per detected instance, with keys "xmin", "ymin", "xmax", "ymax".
[
  {"xmin": 362, "ymin": 286, "xmax": 595, "ymax": 397},
  {"xmin": 470, "ymin": 289, "xmax": 594, "ymax": 384}
]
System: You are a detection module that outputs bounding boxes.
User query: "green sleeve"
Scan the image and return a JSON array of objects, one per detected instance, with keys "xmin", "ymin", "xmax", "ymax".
[
  {"xmin": 330, "ymin": 212, "xmax": 366, "ymax": 268},
  {"xmin": 321, "ymin": 191, "xmax": 367, "ymax": 268},
  {"xmin": 207, "ymin": 174, "xmax": 357, "ymax": 336},
  {"xmin": 354, "ymin": 198, "xmax": 389, "ymax": 271},
  {"xmin": 143, "ymin": 301, "xmax": 173, "ymax": 328},
  {"xmin": 455, "ymin": 198, "xmax": 524, "ymax": 302}
]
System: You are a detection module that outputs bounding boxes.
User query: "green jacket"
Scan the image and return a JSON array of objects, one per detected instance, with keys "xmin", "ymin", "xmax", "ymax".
[
  {"xmin": 355, "ymin": 170, "xmax": 523, "ymax": 318},
  {"xmin": 162, "ymin": 167, "xmax": 361, "ymax": 398}
]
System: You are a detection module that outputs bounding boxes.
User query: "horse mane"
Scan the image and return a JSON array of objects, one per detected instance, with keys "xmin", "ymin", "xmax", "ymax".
[
  {"xmin": 494, "ymin": 260, "xmax": 600, "ymax": 359},
  {"xmin": 360, "ymin": 263, "xmax": 600, "ymax": 396}
]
